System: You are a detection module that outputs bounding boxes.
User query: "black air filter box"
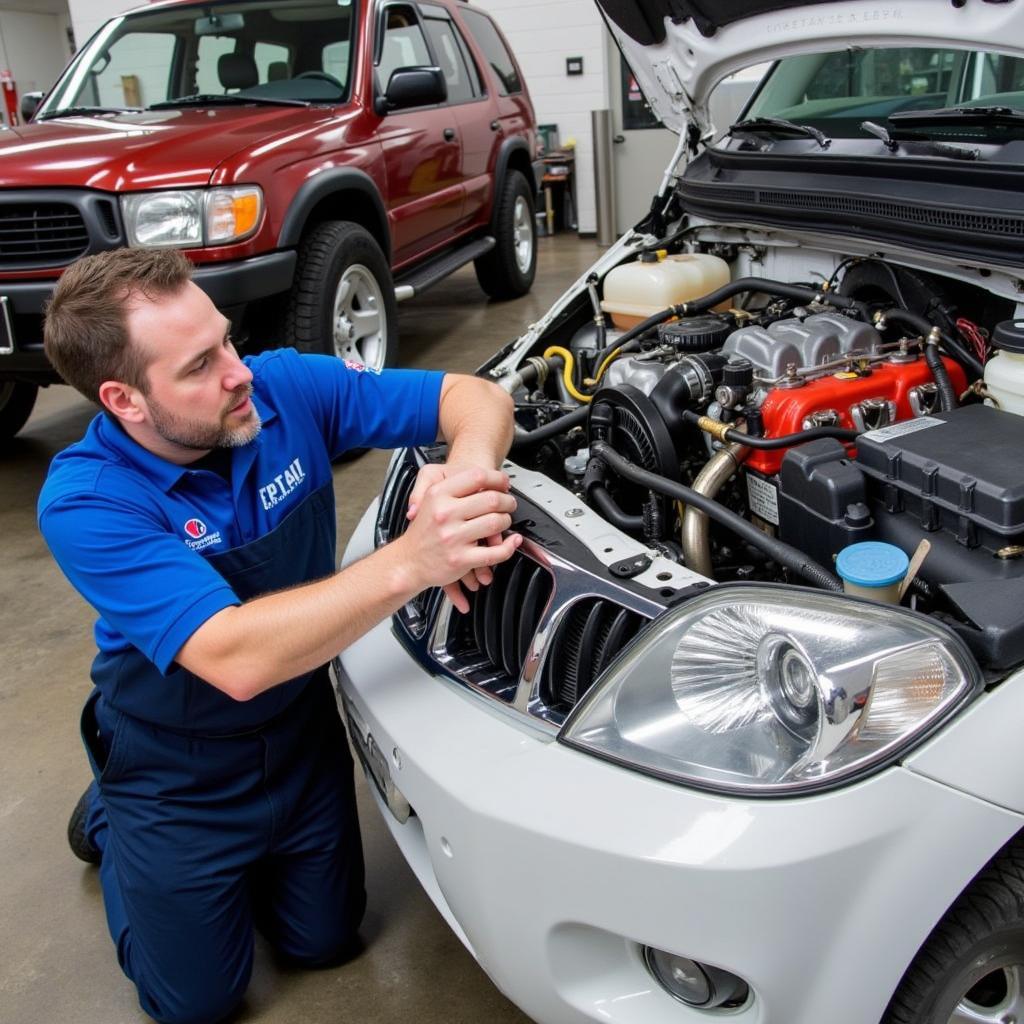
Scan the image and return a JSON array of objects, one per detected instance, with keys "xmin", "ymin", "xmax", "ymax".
[{"xmin": 855, "ymin": 404, "xmax": 1024, "ymax": 550}]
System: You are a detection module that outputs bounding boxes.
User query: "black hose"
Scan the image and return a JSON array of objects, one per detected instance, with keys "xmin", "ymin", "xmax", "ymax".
[
  {"xmin": 590, "ymin": 441, "xmax": 844, "ymax": 592},
  {"xmin": 680, "ymin": 410, "xmax": 860, "ymax": 449},
  {"xmin": 589, "ymin": 483, "xmax": 645, "ymax": 532},
  {"xmin": 924, "ymin": 341, "xmax": 958, "ymax": 412},
  {"xmin": 880, "ymin": 307, "xmax": 984, "ymax": 379},
  {"xmin": 510, "ymin": 405, "xmax": 588, "ymax": 448}
]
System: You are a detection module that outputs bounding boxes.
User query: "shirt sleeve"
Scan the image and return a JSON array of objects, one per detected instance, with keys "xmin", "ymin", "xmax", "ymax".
[
  {"xmin": 39, "ymin": 485, "xmax": 240, "ymax": 675},
  {"xmin": 268, "ymin": 350, "xmax": 445, "ymax": 459}
]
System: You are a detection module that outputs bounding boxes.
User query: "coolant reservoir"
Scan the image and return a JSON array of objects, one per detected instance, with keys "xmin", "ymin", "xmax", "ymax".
[
  {"xmin": 984, "ymin": 320, "xmax": 1024, "ymax": 415},
  {"xmin": 600, "ymin": 251, "xmax": 731, "ymax": 329}
]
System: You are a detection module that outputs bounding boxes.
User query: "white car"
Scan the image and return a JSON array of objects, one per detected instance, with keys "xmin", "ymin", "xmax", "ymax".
[{"xmin": 336, "ymin": 3, "xmax": 1024, "ymax": 1022}]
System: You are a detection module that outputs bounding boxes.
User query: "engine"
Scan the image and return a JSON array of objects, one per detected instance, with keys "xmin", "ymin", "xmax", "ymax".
[{"xmin": 501, "ymin": 263, "xmax": 1024, "ymax": 671}]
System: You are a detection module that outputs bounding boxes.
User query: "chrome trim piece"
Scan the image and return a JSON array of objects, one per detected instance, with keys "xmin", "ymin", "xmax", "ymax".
[{"xmin": 0, "ymin": 297, "xmax": 13, "ymax": 355}]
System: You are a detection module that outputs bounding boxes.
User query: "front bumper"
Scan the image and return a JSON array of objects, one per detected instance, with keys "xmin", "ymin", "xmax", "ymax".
[
  {"xmin": 0, "ymin": 250, "xmax": 296, "ymax": 382},
  {"xmin": 338, "ymin": 501, "xmax": 1023, "ymax": 1024}
]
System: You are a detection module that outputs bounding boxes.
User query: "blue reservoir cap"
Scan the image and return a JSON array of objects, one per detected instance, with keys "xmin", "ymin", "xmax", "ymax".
[{"xmin": 836, "ymin": 542, "xmax": 909, "ymax": 588}]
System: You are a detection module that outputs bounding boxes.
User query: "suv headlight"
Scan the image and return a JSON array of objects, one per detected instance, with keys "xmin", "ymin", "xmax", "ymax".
[
  {"xmin": 560, "ymin": 585, "xmax": 981, "ymax": 795},
  {"xmin": 121, "ymin": 186, "xmax": 263, "ymax": 248}
]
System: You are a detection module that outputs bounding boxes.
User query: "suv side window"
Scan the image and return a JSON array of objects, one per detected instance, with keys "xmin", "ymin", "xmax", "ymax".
[
  {"xmin": 421, "ymin": 10, "xmax": 479, "ymax": 104},
  {"xmin": 376, "ymin": 4, "xmax": 432, "ymax": 92},
  {"xmin": 458, "ymin": 7, "xmax": 521, "ymax": 96}
]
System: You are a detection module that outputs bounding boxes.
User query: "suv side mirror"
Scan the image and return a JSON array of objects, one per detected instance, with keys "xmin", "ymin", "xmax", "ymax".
[
  {"xmin": 20, "ymin": 91, "xmax": 43, "ymax": 122},
  {"xmin": 379, "ymin": 66, "xmax": 446, "ymax": 114}
]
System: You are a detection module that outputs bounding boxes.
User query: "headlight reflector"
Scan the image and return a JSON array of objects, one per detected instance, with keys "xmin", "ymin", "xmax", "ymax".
[
  {"xmin": 561, "ymin": 586, "xmax": 980, "ymax": 794},
  {"xmin": 121, "ymin": 186, "xmax": 263, "ymax": 248}
]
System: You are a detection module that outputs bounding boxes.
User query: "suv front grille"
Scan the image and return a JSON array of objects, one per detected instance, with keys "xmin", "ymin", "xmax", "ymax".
[
  {"xmin": 445, "ymin": 552, "xmax": 554, "ymax": 699},
  {"xmin": 0, "ymin": 203, "xmax": 89, "ymax": 265},
  {"xmin": 378, "ymin": 451, "xmax": 666, "ymax": 728},
  {"xmin": 539, "ymin": 598, "xmax": 645, "ymax": 714}
]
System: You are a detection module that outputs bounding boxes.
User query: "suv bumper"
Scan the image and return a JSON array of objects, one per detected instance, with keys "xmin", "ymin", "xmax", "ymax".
[
  {"xmin": 337, "ymin": 499, "xmax": 1024, "ymax": 1024},
  {"xmin": 0, "ymin": 250, "xmax": 296, "ymax": 381}
]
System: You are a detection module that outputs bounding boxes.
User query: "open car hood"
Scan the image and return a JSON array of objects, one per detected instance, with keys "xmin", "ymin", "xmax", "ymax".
[{"xmin": 596, "ymin": 0, "xmax": 1024, "ymax": 137}]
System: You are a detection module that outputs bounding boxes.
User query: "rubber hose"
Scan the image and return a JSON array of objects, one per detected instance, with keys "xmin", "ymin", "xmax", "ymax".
[
  {"xmin": 880, "ymin": 307, "xmax": 984, "ymax": 379},
  {"xmin": 681, "ymin": 411, "xmax": 861, "ymax": 449},
  {"xmin": 924, "ymin": 341, "xmax": 958, "ymax": 412},
  {"xmin": 590, "ymin": 441, "xmax": 844, "ymax": 592},
  {"xmin": 510, "ymin": 405, "xmax": 588, "ymax": 448},
  {"xmin": 589, "ymin": 483, "xmax": 645, "ymax": 533}
]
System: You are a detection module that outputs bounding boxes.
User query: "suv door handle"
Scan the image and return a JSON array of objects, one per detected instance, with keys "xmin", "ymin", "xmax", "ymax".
[{"xmin": 443, "ymin": 127, "xmax": 456, "ymax": 142}]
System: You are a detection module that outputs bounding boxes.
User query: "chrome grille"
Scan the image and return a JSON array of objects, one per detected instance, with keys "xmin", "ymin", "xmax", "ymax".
[
  {"xmin": 0, "ymin": 203, "xmax": 89, "ymax": 265},
  {"xmin": 539, "ymin": 598, "xmax": 645, "ymax": 714},
  {"xmin": 445, "ymin": 552, "xmax": 554, "ymax": 701},
  {"xmin": 380, "ymin": 451, "xmax": 669, "ymax": 728}
]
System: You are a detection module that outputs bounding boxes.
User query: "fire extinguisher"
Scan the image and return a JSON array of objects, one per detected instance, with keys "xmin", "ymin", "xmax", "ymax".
[{"xmin": 1, "ymin": 70, "xmax": 18, "ymax": 126}]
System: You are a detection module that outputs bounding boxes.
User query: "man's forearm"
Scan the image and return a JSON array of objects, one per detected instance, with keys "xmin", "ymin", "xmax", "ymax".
[
  {"xmin": 439, "ymin": 375, "xmax": 515, "ymax": 470},
  {"xmin": 177, "ymin": 540, "xmax": 417, "ymax": 700}
]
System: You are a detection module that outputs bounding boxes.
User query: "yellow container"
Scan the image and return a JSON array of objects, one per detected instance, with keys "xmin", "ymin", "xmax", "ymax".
[{"xmin": 600, "ymin": 252, "xmax": 731, "ymax": 330}]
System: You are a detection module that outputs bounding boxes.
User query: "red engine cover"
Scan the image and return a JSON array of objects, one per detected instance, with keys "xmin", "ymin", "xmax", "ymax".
[{"xmin": 747, "ymin": 356, "xmax": 968, "ymax": 475}]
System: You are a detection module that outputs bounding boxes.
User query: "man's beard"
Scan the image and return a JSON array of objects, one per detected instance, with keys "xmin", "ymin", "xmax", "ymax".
[{"xmin": 148, "ymin": 385, "xmax": 262, "ymax": 451}]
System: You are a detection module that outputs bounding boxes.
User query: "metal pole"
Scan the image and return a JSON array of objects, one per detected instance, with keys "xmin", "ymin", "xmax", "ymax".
[{"xmin": 592, "ymin": 108, "xmax": 617, "ymax": 246}]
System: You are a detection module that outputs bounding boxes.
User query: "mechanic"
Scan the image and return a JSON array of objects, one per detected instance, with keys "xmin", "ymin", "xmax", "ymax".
[{"xmin": 37, "ymin": 247, "xmax": 521, "ymax": 1024}]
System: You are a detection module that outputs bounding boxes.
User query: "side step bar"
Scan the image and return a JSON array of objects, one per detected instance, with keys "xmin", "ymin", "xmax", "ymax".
[{"xmin": 393, "ymin": 236, "xmax": 495, "ymax": 302}]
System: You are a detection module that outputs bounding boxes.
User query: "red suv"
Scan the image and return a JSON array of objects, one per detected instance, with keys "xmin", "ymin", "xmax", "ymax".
[{"xmin": 0, "ymin": 0, "xmax": 539, "ymax": 439}]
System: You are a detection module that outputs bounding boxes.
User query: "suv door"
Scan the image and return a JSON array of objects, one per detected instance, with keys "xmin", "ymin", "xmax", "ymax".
[
  {"xmin": 419, "ymin": 3, "xmax": 493, "ymax": 231},
  {"xmin": 374, "ymin": 1, "xmax": 464, "ymax": 266}
]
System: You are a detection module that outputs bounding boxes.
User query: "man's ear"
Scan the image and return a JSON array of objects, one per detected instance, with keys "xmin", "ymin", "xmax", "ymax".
[{"xmin": 97, "ymin": 380, "xmax": 147, "ymax": 424}]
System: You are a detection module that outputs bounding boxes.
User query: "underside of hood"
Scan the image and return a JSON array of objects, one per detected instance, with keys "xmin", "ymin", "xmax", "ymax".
[{"xmin": 596, "ymin": 0, "xmax": 1024, "ymax": 136}]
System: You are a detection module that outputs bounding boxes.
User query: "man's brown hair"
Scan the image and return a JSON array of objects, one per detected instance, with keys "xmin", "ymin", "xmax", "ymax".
[{"xmin": 44, "ymin": 247, "xmax": 193, "ymax": 405}]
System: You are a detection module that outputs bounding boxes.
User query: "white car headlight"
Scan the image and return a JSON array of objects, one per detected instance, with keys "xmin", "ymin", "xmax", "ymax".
[
  {"xmin": 121, "ymin": 187, "xmax": 263, "ymax": 248},
  {"xmin": 560, "ymin": 585, "xmax": 981, "ymax": 795}
]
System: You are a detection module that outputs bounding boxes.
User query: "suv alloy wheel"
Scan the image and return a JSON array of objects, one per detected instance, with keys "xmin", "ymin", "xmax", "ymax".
[{"xmin": 285, "ymin": 220, "xmax": 399, "ymax": 370}]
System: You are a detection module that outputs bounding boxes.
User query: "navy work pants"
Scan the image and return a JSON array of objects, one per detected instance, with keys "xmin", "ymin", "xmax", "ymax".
[{"xmin": 82, "ymin": 673, "xmax": 366, "ymax": 1024}]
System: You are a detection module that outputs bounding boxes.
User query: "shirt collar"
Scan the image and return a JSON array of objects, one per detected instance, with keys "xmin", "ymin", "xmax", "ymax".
[{"xmin": 96, "ymin": 391, "xmax": 277, "ymax": 494}]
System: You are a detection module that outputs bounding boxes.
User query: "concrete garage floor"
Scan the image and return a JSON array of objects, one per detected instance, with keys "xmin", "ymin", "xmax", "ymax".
[{"xmin": 0, "ymin": 233, "xmax": 600, "ymax": 1024}]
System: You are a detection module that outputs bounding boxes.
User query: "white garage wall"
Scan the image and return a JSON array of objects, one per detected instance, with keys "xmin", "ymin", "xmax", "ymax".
[
  {"xmin": 0, "ymin": 8, "xmax": 75, "ymax": 100},
  {"xmin": 470, "ymin": 0, "xmax": 610, "ymax": 234}
]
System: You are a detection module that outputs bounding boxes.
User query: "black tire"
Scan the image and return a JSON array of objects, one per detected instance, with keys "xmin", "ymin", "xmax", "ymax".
[
  {"xmin": 883, "ymin": 834, "xmax": 1024, "ymax": 1024},
  {"xmin": 0, "ymin": 381, "xmax": 38, "ymax": 440},
  {"xmin": 285, "ymin": 220, "xmax": 399, "ymax": 369},
  {"xmin": 475, "ymin": 169, "xmax": 537, "ymax": 300}
]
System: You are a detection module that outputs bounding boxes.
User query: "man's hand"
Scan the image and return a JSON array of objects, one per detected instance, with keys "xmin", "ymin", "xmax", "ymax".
[{"xmin": 401, "ymin": 466, "xmax": 520, "ymax": 613}]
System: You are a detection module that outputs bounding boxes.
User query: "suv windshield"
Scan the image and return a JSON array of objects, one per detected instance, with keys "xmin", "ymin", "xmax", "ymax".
[
  {"xmin": 746, "ymin": 46, "xmax": 1024, "ymax": 139},
  {"xmin": 39, "ymin": 0, "xmax": 356, "ymax": 116}
]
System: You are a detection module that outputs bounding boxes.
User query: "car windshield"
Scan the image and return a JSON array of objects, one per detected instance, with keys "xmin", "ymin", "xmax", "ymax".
[
  {"xmin": 38, "ymin": 0, "xmax": 356, "ymax": 117},
  {"xmin": 745, "ymin": 46, "xmax": 1024, "ymax": 139}
]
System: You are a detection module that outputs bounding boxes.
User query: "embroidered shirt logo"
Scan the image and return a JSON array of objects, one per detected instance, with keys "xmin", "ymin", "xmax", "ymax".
[
  {"xmin": 259, "ymin": 457, "xmax": 306, "ymax": 511},
  {"xmin": 184, "ymin": 518, "xmax": 207, "ymax": 539},
  {"xmin": 183, "ymin": 517, "xmax": 223, "ymax": 552},
  {"xmin": 344, "ymin": 359, "xmax": 381, "ymax": 375}
]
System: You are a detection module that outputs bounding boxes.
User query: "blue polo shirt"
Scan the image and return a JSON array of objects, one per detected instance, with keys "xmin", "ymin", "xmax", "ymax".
[{"xmin": 39, "ymin": 348, "xmax": 443, "ymax": 675}]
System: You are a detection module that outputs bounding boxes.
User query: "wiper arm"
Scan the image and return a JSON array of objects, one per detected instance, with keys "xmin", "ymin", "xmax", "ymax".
[
  {"xmin": 728, "ymin": 116, "xmax": 831, "ymax": 149},
  {"xmin": 860, "ymin": 118, "xmax": 979, "ymax": 161},
  {"xmin": 149, "ymin": 93, "xmax": 310, "ymax": 110},
  {"xmin": 37, "ymin": 105, "xmax": 142, "ymax": 121},
  {"xmin": 889, "ymin": 105, "xmax": 1024, "ymax": 129}
]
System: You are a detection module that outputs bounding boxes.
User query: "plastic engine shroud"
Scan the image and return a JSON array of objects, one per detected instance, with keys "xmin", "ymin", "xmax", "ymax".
[{"xmin": 749, "ymin": 356, "xmax": 968, "ymax": 475}]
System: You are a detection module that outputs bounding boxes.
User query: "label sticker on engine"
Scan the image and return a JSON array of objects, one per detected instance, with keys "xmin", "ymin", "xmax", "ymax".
[
  {"xmin": 746, "ymin": 473, "xmax": 780, "ymax": 526},
  {"xmin": 862, "ymin": 416, "xmax": 945, "ymax": 443}
]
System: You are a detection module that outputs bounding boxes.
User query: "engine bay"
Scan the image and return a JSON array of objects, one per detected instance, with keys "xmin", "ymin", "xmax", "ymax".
[{"xmin": 496, "ymin": 244, "xmax": 1024, "ymax": 673}]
